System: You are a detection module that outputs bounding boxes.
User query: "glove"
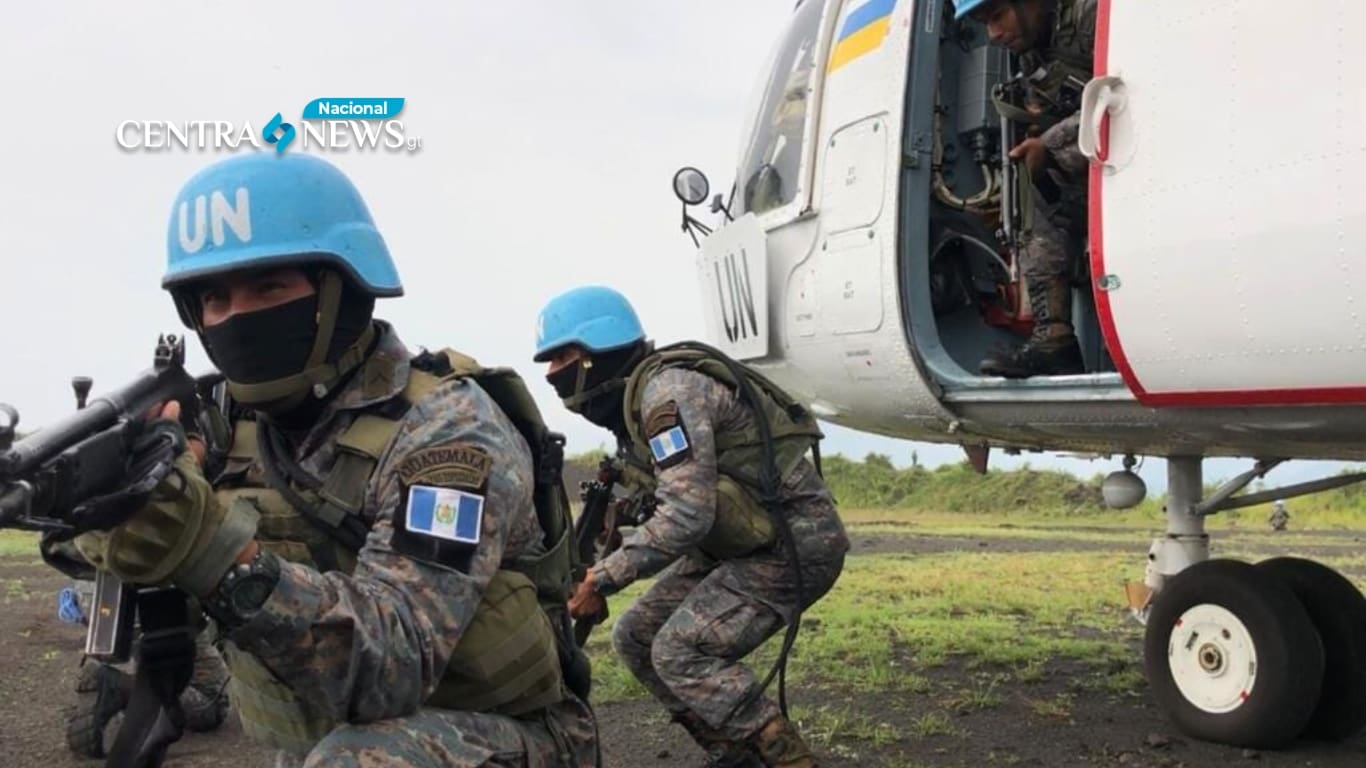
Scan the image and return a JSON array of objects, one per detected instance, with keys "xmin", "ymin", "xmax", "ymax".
[{"xmin": 75, "ymin": 423, "xmax": 258, "ymax": 598}]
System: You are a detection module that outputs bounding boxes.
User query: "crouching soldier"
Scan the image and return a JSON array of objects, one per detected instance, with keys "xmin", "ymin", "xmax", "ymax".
[{"xmin": 534, "ymin": 285, "xmax": 850, "ymax": 767}]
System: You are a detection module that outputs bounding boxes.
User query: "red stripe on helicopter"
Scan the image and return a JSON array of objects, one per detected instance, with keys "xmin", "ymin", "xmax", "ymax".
[
  {"xmin": 1139, "ymin": 386, "xmax": 1366, "ymax": 408},
  {"xmin": 1087, "ymin": 0, "xmax": 1150, "ymax": 401}
]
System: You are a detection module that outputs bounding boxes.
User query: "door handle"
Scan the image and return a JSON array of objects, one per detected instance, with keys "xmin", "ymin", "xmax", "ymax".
[{"xmin": 1079, "ymin": 75, "xmax": 1128, "ymax": 170}]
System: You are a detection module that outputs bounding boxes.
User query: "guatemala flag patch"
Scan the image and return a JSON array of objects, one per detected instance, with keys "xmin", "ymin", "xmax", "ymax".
[
  {"xmin": 404, "ymin": 484, "xmax": 484, "ymax": 544},
  {"xmin": 649, "ymin": 426, "xmax": 690, "ymax": 464}
]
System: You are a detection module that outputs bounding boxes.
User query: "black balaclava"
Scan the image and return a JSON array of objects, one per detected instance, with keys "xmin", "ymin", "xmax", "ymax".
[
  {"xmin": 196, "ymin": 268, "xmax": 376, "ymax": 417},
  {"xmin": 547, "ymin": 344, "xmax": 646, "ymax": 434}
]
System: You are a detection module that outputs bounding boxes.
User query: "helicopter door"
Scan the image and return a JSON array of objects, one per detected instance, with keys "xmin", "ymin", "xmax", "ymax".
[{"xmin": 1084, "ymin": 0, "xmax": 1366, "ymax": 407}]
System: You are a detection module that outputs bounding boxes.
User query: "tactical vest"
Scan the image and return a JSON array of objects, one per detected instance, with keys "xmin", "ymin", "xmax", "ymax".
[
  {"xmin": 994, "ymin": 0, "xmax": 1096, "ymax": 127},
  {"xmin": 620, "ymin": 344, "xmax": 824, "ymax": 561},
  {"xmin": 219, "ymin": 348, "xmax": 580, "ymax": 754}
]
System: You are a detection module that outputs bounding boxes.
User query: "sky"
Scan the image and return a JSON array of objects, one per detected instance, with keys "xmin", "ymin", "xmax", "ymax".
[{"xmin": 1, "ymin": 0, "xmax": 1355, "ymax": 501}]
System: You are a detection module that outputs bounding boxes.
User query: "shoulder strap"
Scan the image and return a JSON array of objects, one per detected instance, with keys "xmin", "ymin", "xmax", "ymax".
[
  {"xmin": 307, "ymin": 353, "xmax": 463, "ymax": 542},
  {"xmin": 228, "ymin": 420, "xmax": 257, "ymax": 462},
  {"xmin": 412, "ymin": 348, "xmax": 577, "ymax": 594},
  {"xmin": 250, "ymin": 357, "xmax": 463, "ymax": 561}
]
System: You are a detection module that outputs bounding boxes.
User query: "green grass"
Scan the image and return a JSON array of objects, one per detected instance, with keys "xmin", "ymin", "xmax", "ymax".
[
  {"xmin": 1025, "ymin": 692, "xmax": 1074, "ymax": 720},
  {"xmin": 792, "ymin": 703, "xmax": 902, "ymax": 746},
  {"xmin": 838, "ymin": 507, "xmax": 1366, "ymax": 545},
  {"xmin": 582, "ymin": 526, "xmax": 1354, "ymax": 708},
  {"xmin": 0, "ymin": 530, "xmax": 37, "ymax": 558},
  {"xmin": 4, "ymin": 577, "xmax": 31, "ymax": 603},
  {"xmin": 582, "ymin": 547, "xmax": 1144, "ymax": 705},
  {"xmin": 941, "ymin": 676, "xmax": 1005, "ymax": 713}
]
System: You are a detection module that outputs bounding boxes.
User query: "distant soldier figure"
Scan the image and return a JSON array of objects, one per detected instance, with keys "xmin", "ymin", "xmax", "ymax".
[{"xmin": 1269, "ymin": 499, "xmax": 1290, "ymax": 531}]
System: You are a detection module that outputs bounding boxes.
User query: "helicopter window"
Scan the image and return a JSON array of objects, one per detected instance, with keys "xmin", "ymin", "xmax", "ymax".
[{"xmin": 736, "ymin": 0, "xmax": 823, "ymax": 217}]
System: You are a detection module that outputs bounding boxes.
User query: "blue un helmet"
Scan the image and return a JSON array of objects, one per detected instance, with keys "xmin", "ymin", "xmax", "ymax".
[
  {"xmin": 534, "ymin": 285, "xmax": 646, "ymax": 363},
  {"xmin": 953, "ymin": 0, "xmax": 994, "ymax": 19},
  {"xmin": 163, "ymin": 153, "xmax": 400, "ymax": 324}
]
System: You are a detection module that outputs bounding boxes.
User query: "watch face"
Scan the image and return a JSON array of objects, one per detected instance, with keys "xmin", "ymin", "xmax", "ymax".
[{"xmin": 229, "ymin": 573, "xmax": 276, "ymax": 615}]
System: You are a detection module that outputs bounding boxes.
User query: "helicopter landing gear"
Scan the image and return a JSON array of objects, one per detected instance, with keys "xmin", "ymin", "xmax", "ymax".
[
  {"xmin": 1144, "ymin": 558, "xmax": 1323, "ymax": 749},
  {"xmin": 1136, "ymin": 457, "xmax": 1366, "ymax": 749}
]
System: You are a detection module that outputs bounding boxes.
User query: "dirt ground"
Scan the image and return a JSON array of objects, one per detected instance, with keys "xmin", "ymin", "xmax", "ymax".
[{"xmin": 2, "ymin": 528, "xmax": 1363, "ymax": 768}]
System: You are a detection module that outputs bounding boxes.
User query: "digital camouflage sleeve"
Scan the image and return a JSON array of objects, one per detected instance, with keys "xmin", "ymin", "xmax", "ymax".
[
  {"xmin": 228, "ymin": 378, "xmax": 540, "ymax": 723},
  {"xmin": 592, "ymin": 367, "xmax": 729, "ymax": 593}
]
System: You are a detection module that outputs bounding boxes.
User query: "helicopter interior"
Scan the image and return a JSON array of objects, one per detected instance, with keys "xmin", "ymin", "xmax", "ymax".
[{"xmin": 917, "ymin": 10, "xmax": 1117, "ymax": 385}]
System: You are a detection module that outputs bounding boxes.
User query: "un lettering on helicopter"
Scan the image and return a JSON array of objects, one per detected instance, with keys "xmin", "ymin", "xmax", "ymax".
[{"xmin": 674, "ymin": 0, "xmax": 1366, "ymax": 753}]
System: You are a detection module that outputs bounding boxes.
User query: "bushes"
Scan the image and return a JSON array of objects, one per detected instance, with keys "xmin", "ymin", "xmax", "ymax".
[{"xmin": 566, "ymin": 450, "xmax": 1366, "ymax": 522}]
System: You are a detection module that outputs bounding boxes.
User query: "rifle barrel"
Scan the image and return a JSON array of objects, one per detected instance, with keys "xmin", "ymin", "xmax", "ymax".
[{"xmin": 0, "ymin": 365, "xmax": 193, "ymax": 479}]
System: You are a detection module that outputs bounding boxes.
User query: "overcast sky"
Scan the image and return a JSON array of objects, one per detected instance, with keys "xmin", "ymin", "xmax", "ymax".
[{"xmin": 1, "ymin": 0, "xmax": 1354, "ymax": 499}]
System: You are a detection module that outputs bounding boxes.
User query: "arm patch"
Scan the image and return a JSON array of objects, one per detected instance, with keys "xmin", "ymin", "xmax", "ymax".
[
  {"xmin": 389, "ymin": 442, "xmax": 491, "ymax": 572},
  {"xmin": 644, "ymin": 400, "xmax": 692, "ymax": 470}
]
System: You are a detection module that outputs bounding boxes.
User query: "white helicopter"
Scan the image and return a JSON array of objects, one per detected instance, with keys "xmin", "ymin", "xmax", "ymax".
[{"xmin": 670, "ymin": 0, "xmax": 1366, "ymax": 753}]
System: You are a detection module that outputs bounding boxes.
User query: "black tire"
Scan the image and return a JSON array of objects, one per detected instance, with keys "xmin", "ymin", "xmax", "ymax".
[
  {"xmin": 1143, "ymin": 558, "xmax": 1325, "ymax": 749},
  {"xmin": 1256, "ymin": 556, "xmax": 1366, "ymax": 740}
]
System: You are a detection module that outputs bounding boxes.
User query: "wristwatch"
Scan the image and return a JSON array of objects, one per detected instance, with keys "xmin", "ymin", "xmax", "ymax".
[
  {"xmin": 205, "ymin": 547, "xmax": 281, "ymax": 630},
  {"xmin": 589, "ymin": 565, "xmax": 617, "ymax": 597}
]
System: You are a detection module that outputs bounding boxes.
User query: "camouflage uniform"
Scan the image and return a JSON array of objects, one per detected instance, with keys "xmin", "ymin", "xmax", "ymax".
[
  {"xmin": 1022, "ymin": 112, "xmax": 1087, "ymax": 283},
  {"xmin": 182, "ymin": 618, "xmax": 231, "ymax": 729},
  {"xmin": 980, "ymin": 0, "xmax": 1098, "ymax": 377},
  {"xmin": 593, "ymin": 367, "xmax": 849, "ymax": 751},
  {"xmin": 219, "ymin": 326, "xmax": 597, "ymax": 768}
]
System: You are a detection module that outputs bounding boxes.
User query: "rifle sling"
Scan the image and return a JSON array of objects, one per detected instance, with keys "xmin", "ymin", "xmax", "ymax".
[
  {"xmin": 106, "ymin": 588, "xmax": 194, "ymax": 768},
  {"xmin": 256, "ymin": 420, "xmax": 368, "ymax": 570}
]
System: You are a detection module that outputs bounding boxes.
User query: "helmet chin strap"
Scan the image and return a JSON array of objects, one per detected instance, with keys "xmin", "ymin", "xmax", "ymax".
[
  {"xmin": 560, "ymin": 343, "xmax": 649, "ymax": 413},
  {"xmin": 222, "ymin": 270, "xmax": 374, "ymax": 410},
  {"xmin": 561, "ymin": 359, "xmax": 601, "ymax": 412}
]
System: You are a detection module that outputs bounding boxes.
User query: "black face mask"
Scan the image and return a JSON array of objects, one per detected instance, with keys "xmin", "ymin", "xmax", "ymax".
[
  {"xmin": 546, "ymin": 364, "xmax": 581, "ymax": 401},
  {"xmin": 202, "ymin": 294, "xmax": 318, "ymax": 385},
  {"xmin": 200, "ymin": 283, "xmax": 375, "ymax": 388},
  {"xmin": 547, "ymin": 347, "xmax": 639, "ymax": 433}
]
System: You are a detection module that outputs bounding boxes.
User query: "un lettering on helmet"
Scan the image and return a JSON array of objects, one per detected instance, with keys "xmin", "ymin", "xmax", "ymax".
[
  {"xmin": 162, "ymin": 154, "xmax": 403, "ymax": 297},
  {"xmin": 178, "ymin": 188, "xmax": 252, "ymax": 255}
]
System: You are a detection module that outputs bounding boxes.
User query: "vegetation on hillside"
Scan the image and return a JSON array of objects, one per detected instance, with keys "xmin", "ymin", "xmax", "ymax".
[{"xmin": 568, "ymin": 450, "xmax": 1366, "ymax": 525}]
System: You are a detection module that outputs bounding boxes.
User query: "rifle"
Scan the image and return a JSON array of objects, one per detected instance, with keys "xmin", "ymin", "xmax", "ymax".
[
  {"xmin": 0, "ymin": 334, "xmax": 226, "ymax": 768},
  {"xmin": 571, "ymin": 456, "xmax": 655, "ymax": 646},
  {"xmin": 994, "ymin": 75, "xmax": 1027, "ymax": 274}
]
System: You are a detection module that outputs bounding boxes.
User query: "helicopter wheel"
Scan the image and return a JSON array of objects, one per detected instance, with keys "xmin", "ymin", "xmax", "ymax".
[
  {"xmin": 1144, "ymin": 558, "xmax": 1324, "ymax": 749},
  {"xmin": 1255, "ymin": 557, "xmax": 1366, "ymax": 740}
]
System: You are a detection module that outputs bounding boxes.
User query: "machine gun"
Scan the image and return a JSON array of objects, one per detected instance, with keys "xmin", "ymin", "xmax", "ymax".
[
  {"xmin": 0, "ymin": 334, "xmax": 216, "ymax": 538},
  {"xmin": 571, "ymin": 456, "xmax": 656, "ymax": 646},
  {"xmin": 0, "ymin": 335, "xmax": 228, "ymax": 768}
]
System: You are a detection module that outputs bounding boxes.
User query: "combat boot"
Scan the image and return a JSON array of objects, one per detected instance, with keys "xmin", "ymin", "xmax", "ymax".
[
  {"xmin": 64, "ymin": 662, "xmax": 131, "ymax": 758},
  {"xmin": 673, "ymin": 710, "xmax": 763, "ymax": 768},
  {"xmin": 979, "ymin": 274, "xmax": 1084, "ymax": 378},
  {"xmin": 181, "ymin": 682, "xmax": 229, "ymax": 732},
  {"xmin": 750, "ymin": 715, "xmax": 817, "ymax": 768}
]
